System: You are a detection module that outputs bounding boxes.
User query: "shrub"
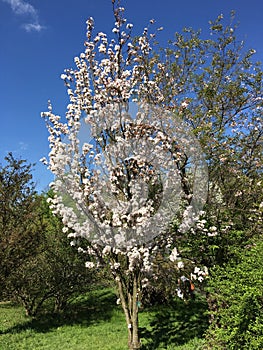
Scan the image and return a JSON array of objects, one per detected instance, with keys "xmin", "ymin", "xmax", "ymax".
[{"xmin": 205, "ymin": 238, "xmax": 263, "ymax": 349}]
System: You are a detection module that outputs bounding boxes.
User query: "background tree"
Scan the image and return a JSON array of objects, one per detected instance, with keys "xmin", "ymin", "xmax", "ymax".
[
  {"xmin": 0, "ymin": 153, "xmax": 41, "ymax": 299},
  {"xmin": 6, "ymin": 192, "xmax": 98, "ymax": 316},
  {"xmin": 132, "ymin": 7, "xmax": 262, "ymax": 290},
  {"xmin": 142, "ymin": 13, "xmax": 263, "ymax": 346}
]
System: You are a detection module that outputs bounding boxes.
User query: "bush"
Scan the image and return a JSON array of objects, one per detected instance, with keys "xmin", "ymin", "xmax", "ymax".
[
  {"xmin": 5, "ymin": 194, "xmax": 97, "ymax": 316},
  {"xmin": 205, "ymin": 238, "xmax": 263, "ymax": 349}
]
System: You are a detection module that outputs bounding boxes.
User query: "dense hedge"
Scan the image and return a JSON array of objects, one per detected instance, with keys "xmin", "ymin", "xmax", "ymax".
[{"xmin": 205, "ymin": 238, "xmax": 263, "ymax": 349}]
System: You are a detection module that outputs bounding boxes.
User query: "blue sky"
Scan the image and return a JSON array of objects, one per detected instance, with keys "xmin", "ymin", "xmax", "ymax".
[{"xmin": 0, "ymin": 0, "xmax": 262, "ymax": 192}]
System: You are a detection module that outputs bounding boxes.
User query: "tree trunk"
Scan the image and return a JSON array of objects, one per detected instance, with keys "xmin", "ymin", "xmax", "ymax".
[
  {"xmin": 116, "ymin": 272, "xmax": 141, "ymax": 350},
  {"xmin": 129, "ymin": 273, "xmax": 140, "ymax": 350}
]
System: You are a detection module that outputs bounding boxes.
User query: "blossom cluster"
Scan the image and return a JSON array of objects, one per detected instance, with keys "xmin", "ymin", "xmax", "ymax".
[{"xmin": 41, "ymin": 5, "xmax": 208, "ymax": 293}]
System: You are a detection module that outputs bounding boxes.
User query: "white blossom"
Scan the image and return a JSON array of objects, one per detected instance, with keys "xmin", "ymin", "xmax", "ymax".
[
  {"xmin": 169, "ymin": 247, "xmax": 179, "ymax": 262},
  {"xmin": 177, "ymin": 261, "xmax": 184, "ymax": 269},
  {"xmin": 85, "ymin": 261, "xmax": 95, "ymax": 269}
]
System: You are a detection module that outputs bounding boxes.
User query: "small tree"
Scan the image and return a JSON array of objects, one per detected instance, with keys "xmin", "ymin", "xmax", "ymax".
[
  {"xmin": 41, "ymin": 3, "xmax": 208, "ymax": 349},
  {"xmin": 41, "ymin": 2, "xmax": 262, "ymax": 349},
  {"xmin": 42, "ymin": 192, "xmax": 97, "ymax": 313},
  {"xmin": 0, "ymin": 153, "xmax": 41, "ymax": 299},
  {"xmin": 6, "ymin": 192, "xmax": 96, "ymax": 316}
]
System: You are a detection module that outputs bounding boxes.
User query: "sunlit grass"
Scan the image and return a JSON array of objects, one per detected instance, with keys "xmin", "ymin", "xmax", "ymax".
[{"xmin": 0, "ymin": 289, "xmax": 207, "ymax": 349}]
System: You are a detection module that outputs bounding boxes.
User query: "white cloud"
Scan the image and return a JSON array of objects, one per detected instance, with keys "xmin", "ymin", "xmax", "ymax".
[
  {"xmin": 2, "ymin": 0, "xmax": 45, "ymax": 32},
  {"xmin": 3, "ymin": 0, "xmax": 36, "ymax": 16},
  {"xmin": 2, "ymin": 141, "xmax": 29, "ymax": 156},
  {"xmin": 23, "ymin": 22, "xmax": 43, "ymax": 32},
  {"xmin": 18, "ymin": 141, "xmax": 29, "ymax": 151}
]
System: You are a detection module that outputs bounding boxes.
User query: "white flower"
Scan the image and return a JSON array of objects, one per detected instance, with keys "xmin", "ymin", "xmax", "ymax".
[
  {"xmin": 40, "ymin": 157, "xmax": 48, "ymax": 165},
  {"xmin": 181, "ymin": 100, "xmax": 189, "ymax": 108},
  {"xmin": 191, "ymin": 273, "xmax": 197, "ymax": 280},
  {"xmin": 78, "ymin": 247, "xmax": 86, "ymax": 253},
  {"xmin": 177, "ymin": 288, "xmax": 184, "ymax": 299},
  {"xmin": 113, "ymin": 262, "xmax": 120, "ymax": 270},
  {"xmin": 208, "ymin": 231, "xmax": 218, "ymax": 237},
  {"xmin": 177, "ymin": 261, "xmax": 184, "ymax": 269},
  {"xmin": 169, "ymin": 247, "xmax": 179, "ymax": 262},
  {"xmin": 85, "ymin": 261, "xmax": 95, "ymax": 269},
  {"xmin": 98, "ymin": 44, "xmax": 106, "ymax": 54},
  {"xmin": 102, "ymin": 245, "xmax": 112, "ymax": 255},
  {"xmin": 194, "ymin": 267, "xmax": 201, "ymax": 274}
]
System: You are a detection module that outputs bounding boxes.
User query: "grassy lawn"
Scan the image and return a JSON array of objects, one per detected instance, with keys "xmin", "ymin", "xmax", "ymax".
[{"xmin": 0, "ymin": 289, "xmax": 208, "ymax": 349}]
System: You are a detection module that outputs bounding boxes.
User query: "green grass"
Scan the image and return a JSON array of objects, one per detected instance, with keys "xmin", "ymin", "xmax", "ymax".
[{"xmin": 0, "ymin": 289, "xmax": 208, "ymax": 349}]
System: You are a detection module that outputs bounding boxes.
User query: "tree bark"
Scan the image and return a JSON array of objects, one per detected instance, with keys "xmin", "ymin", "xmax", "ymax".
[
  {"xmin": 130, "ymin": 273, "xmax": 140, "ymax": 349},
  {"xmin": 116, "ymin": 272, "xmax": 141, "ymax": 350}
]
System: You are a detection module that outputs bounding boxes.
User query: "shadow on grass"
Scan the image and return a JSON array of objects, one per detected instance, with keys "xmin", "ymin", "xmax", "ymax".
[
  {"xmin": 140, "ymin": 295, "xmax": 209, "ymax": 350},
  {"xmin": 0, "ymin": 288, "xmax": 117, "ymax": 335}
]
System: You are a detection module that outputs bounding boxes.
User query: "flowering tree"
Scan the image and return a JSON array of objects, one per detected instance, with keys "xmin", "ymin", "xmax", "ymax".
[
  {"xmin": 41, "ymin": 2, "xmax": 262, "ymax": 349},
  {"xmin": 41, "ymin": 3, "xmax": 208, "ymax": 349}
]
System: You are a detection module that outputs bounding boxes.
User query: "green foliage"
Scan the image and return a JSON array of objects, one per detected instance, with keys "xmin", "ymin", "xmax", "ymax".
[
  {"xmin": 144, "ymin": 12, "xmax": 263, "ymax": 277},
  {"xmin": 4, "ymin": 192, "xmax": 97, "ymax": 316},
  {"xmin": 205, "ymin": 239, "xmax": 263, "ymax": 349},
  {"xmin": 0, "ymin": 153, "xmax": 41, "ymax": 298}
]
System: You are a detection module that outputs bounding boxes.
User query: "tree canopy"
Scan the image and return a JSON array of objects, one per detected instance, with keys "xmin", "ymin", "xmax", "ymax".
[{"xmin": 41, "ymin": 3, "xmax": 262, "ymax": 349}]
